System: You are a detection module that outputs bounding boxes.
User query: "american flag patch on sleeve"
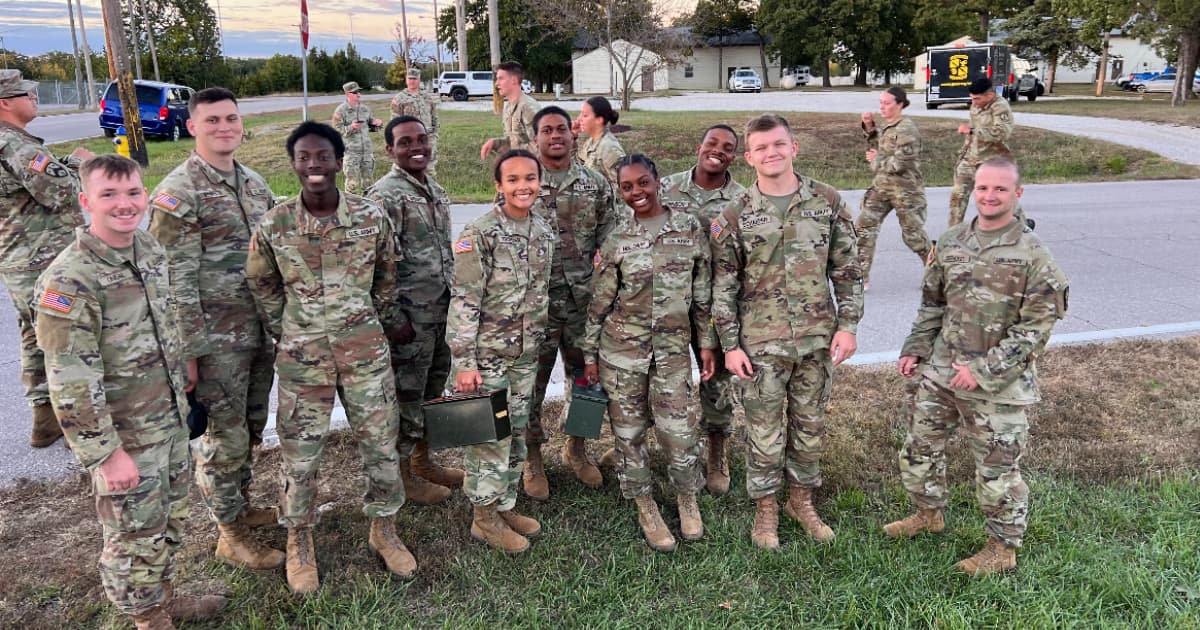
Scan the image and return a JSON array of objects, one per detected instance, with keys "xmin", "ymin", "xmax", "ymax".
[
  {"xmin": 453, "ymin": 238, "xmax": 474, "ymax": 254},
  {"xmin": 39, "ymin": 289, "xmax": 75, "ymax": 314},
  {"xmin": 152, "ymin": 193, "xmax": 181, "ymax": 212},
  {"xmin": 710, "ymin": 219, "xmax": 724, "ymax": 240},
  {"xmin": 593, "ymin": 251, "xmax": 603, "ymax": 268},
  {"xmin": 29, "ymin": 153, "xmax": 50, "ymax": 173}
]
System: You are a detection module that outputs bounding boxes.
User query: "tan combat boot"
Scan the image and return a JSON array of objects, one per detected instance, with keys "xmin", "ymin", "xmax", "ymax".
[
  {"xmin": 400, "ymin": 458, "xmax": 452, "ymax": 505},
  {"xmin": 239, "ymin": 487, "xmax": 280, "ymax": 529},
  {"xmin": 784, "ymin": 484, "xmax": 834, "ymax": 543},
  {"xmin": 215, "ymin": 518, "xmax": 285, "ymax": 570},
  {"xmin": 522, "ymin": 444, "xmax": 550, "ymax": 500},
  {"xmin": 132, "ymin": 606, "xmax": 175, "ymax": 630},
  {"xmin": 470, "ymin": 504, "xmax": 530, "ymax": 554},
  {"xmin": 499, "ymin": 508, "xmax": 542, "ymax": 537},
  {"xmin": 368, "ymin": 517, "xmax": 417, "ymax": 578},
  {"xmin": 751, "ymin": 495, "xmax": 780, "ymax": 550},
  {"xmin": 956, "ymin": 537, "xmax": 1017, "ymax": 576},
  {"xmin": 634, "ymin": 495, "xmax": 677, "ymax": 552},
  {"xmin": 705, "ymin": 432, "xmax": 730, "ymax": 496},
  {"xmin": 162, "ymin": 581, "xmax": 227, "ymax": 621},
  {"xmin": 677, "ymin": 493, "xmax": 704, "ymax": 541},
  {"xmin": 883, "ymin": 508, "xmax": 945, "ymax": 539},
  {"xmin": 599, "ymin": 446, "xmax": 619, "ymax": 469},
  {"xmin": 411, "ymin": 439, "xmax": 465, "ymax": 488},
  {"xmin": 29, "ymin": 403, "xmax": 62, "ymax": 448},
  {"xmin": 563, "ymin": 436, "xmax": 603, "ymax": 488},
  {"xmin": 286, "ymin": 527, "xmax": 320, "ymax": 594}
]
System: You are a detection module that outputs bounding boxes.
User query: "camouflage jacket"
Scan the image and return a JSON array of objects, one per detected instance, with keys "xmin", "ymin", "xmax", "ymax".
[
  {"xmin": 365, "ymin": 165, "xmax": 453, "ymax": 327},
  {"xmin": 711, "ymin": 174, "xmax": 864, "ymax": 359},
  {"xmin": 901, "ymin": 217, "xmax": 1069, "ymax": 404},
  {"xmin": 148, "ymin": 153, "xmax": 274, "ymax": 359},
  {"xmin": 35, "ymin": 228, "xmax": 190, "ymax": 470},
  {"xmin": 576, "ymin": 130, "xmax": 626, "ymax": 186},
  {"xmin": 660, "ymin": 167, "xmax": 746, "ymax": 226},
  {"xmin": 246, "ymin": 192, "xmax": 399, "ymax": 385},
  {"xmin": 446, "ymin": 205, "xmax": 554, "ymax": 371},
  {"xmin": 389, "ymin": 90, "xmax": 440, "ymax": 136},
  {"xmin": 582, "ymin": 208, "xmax": 717, "ymax": 371},
  {"xmin": 0, "ymin": 122, "xmax": 84, "ymax": 273},
  {"xmin": 963, "ymin": 96, "xmax": 1014, "ymax": 165},
  {"xmin": 332, "ymin": 102, "xmax": 375, "ymax": 152},
  {"xmin": 532, "ymin": 162, "xmax": 616, "ymax": 308},
  {"xmin": 865, "ymin": 116, "xmax": 923, "ymax": 186},
  {"xmin": 488, "ymin": 93, "xmax": 540, "ymax": 155}
]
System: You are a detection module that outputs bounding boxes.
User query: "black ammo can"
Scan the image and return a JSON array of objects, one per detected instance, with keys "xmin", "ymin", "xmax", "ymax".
[
  {"xmin": 564, "ymin": 372, "xmax": 608, "ymax": 439},
  {"xmin": 422, "ymin": 389, "xmax": 510, "ymax": 449}
]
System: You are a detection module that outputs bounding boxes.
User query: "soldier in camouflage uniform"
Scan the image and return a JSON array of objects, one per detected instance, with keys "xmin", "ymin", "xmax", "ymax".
[
  {"xmin": 711, "ymin": 114, "xmax": 864, "ymax": 550},
  {"xmin": 575, "ymin": 96, "xmax": 626, "ymax": 187},
  {"xmin": 480, "ymin": 62, "xmax": 541, "ymax": 159},
  {"xmin": 365, "ymin": 115, "xmax": 464, "ymax": 505},
  {"xmin": 948, "ymin": 78, "xmax": 1014, "ymax": 227},
  {"xmin": 0, "ymin": 69, "xmax": 93, "ymax": 448},
  {"xmin": 246, "ymin": 122, "xmax": 415, "ymax": 594},
  {"xmin": 37, "ymin": 155, "xmax": 226, "ymax": 630},
  {"xmin": 447, "ymin": 149, "xmax": 553, "ymax": 554},
  {"xmin": 332, "ymin": 81, "xmax": 382, "ymax": 195},
  {"xmin": 524, "ymin": 106, "xmax": 616, "ymax": 499},
  {"xmin": 890, "ymin": 158, "xmax": 1069, "ymax": 576},
  {"xmin": 581, "ymin": 154, "xmax": 717, "ymax": 552},
  {"xmin": 660, "ymin": 123, "xmax": 746, "ymax": 496},
  {"xmin": 147, "ymin": 87, "xmax": 283, "ymax": 572},
  {"xmin": 856, "ymin": 87, "xmax": 931, "ymax": 286},
  {"xmin": 390, "ymin": 68, "xmax": 440, "ymax": 176}
]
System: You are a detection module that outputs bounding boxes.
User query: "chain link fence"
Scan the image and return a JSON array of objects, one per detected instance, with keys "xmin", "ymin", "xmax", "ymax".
[{"xmin": 34, "ymin": 80, "xmax": 109, "ymax": 110}]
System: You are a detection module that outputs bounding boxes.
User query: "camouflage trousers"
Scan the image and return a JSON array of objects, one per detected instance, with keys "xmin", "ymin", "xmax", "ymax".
[
  {"xmin": 900, "ymin": 377, "xmax": 1030, "ymax": 547},
  {"xmin": 948, "ymin": 158, "xmax": 978, "ymax": 227},
  {"xmin": 740, "ymin": 351, "xmax": 832, "ymax": 499},
  {"xmin": 92, "ymin": 427, "xmax": 190, "ymax": 616},
  {"xmin": 462, "ymin": 353, "xmax": 537, "ymax": 510},
  {"xmin": 391, "ymin": 320, "xmax": 452, "ymax": 459},
  {"xmin": 276, "ymin": 362, "xmax": 404, "ymax": 528},
  {"xmin": 1, "ymin": 269, "xmax": 50, "ymax": 407},
  {"xmin": 600, "ymin": 356, "xmax": 702, "ymax": 499},
  {"xmin": 343, "ymin": 150, "xmax": 376, "ymax": 196},
  {"xmin": 690, "ymin": 340, "xmax": 737, "ymax": 436},
  {"xmin": 856, "ymin": 182, "xmax": 931, "ymax": 283},
  {"xmin": 193, "ymin": 346, "xmax": 275, "ymax": 524},
  {"xmin": 529, "ymin": 287, "xmax": 587, "ymax": 445}
]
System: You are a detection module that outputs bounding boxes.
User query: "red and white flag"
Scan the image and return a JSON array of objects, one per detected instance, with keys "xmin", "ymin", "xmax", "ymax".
[{"xmin": 300, "ymin": 0, "xmax": 310, "ymax": 50}]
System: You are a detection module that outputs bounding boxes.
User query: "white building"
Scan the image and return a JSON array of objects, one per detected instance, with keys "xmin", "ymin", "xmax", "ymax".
[{"xmin": 571, "ymin": 39, "xmax": 669, "ymax": 95}]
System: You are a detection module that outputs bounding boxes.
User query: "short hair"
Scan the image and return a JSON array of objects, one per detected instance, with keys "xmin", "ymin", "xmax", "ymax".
[
  {"xmin": 584, "ymin": 96, "xmax": 619, "ymax": 126},
  {"xmin": 496, "ymin": 61, "xmax": 524, "ymax": 79},
  {"xmin": 701, "ymin": 123, "xmax": 739, "ymax": 149},
  {"xmin": 384, "ymin": 115, "xmax": 425, "ymax": 146},
  {"xmin": 533, "ymin": 105, "xmax": 572, "ymax": 131},
  {"xmin": 969, "ymin": 78, "xmax": 993, "ymax": 94},
  {"xmin": 188, "ymin": 86, "xmax": 238, "ymax": 114},
  {"xmin": 744, "ymin": 113, "xmax": 791, "ymax": 139},
  {"xmin": 884, "ymin": 86, "xmax": 910, "ymax": 109},
  {"xmin": 976, "ymin": 156, "xmax": 1021, "ymax": 185},
  {"xmin": 494, "ymin": 149, "xmax": 542, "ymax": 182},
  {"xmin": 286, "ymin": 121, "xmax": 345, "ymax": 160},
  {"xmin": 79, "ymin": 154, "xmax": 142, "ymax": 191},
  {"xmin": 615, "ymin": 153, "xmax": 658, "ymax": 181}
]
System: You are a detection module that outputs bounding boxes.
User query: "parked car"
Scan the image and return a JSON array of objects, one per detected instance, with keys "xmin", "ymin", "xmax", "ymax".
[
  {"xmin": 1132, "ymin": 72, "xmax": 1200, "ymax": 93},
  {"xmin": 1115, "ymin": 71, "xmax": 1159, "ymax": 90},
  {"xmin": 783, "ymin": 65, "xmax": 811, "ymax": 87},
  {"xmin": 521, "ymin": 79, "xmax": 533, "ymax": 94},
  {"xmin": 727, "ymin": 68, "xmax": 762, "ymax": 93},
  {"xmin": 1012, "ymin": 73, "xmax": 1045, "ymax": 101},
  {"xmin": 437, "ymin": 70, "xmax": 495, "ymax": 101},
  {"xmin": 98, "ymin": 80, "xmax": 194, "ymax": 141}
]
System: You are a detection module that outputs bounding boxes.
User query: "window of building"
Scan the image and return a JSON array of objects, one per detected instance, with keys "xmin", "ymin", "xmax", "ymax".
[{"xmin": 684, "ymin": 64, "xmax": 694, "ymax": 78}]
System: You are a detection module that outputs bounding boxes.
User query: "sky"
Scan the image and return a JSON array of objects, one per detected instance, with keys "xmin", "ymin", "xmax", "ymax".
[{"xmin": 1, "ymin": 0, "xmax": 698, "ymax": 62}]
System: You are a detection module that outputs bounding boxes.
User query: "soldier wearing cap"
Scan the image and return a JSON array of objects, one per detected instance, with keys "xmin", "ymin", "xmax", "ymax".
[
  {"xmin": 948, "ymin": 78, "xmax": 1014, "ymax": 226},
  {"xmin": 0, "ymin": 68, "xmax": 94, "ymax": 448},
  {"xmin": 390, "ymin": 68, "xmax": 440, "ymax": 176},
  {"xmin": 332, "ymin": 81, "xmax": 382, "ymax": 195}
]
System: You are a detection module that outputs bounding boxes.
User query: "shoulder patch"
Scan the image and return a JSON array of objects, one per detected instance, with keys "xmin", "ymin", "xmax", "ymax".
[
  {"xmin": 925, "ymin": 242, "xmax": 936, "ymax": 266},
  {"xmin": 453, "ymin": 237, "xmax": 474, "ymax": 254},
  {"xmin": 152, "ymin": 192, "xmax": 182, "ymax": 213},
  {"xmin": 39, "ymin": 289, "xmax": 75, "ymax": 314},
  {"xmin": 593, "ymin": 251, "xmax": 603, "ymax": 268},
  {"xmin": 710, "ymin": 218, "xmax": 725, "ymax": 241},
  {"xmin": 29, "ymin": 153, "xmax": 50, "ymax": 173}
]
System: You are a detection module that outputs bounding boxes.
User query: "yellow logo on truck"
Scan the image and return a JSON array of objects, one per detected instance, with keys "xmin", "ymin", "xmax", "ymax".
[{"xmin": 949, "ymin": 54, "xmax": 969, "ymax": 81}]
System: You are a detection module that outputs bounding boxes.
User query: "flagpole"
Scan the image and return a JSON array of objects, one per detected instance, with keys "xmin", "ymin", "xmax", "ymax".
[{"xmin": 301, "ymin": 0, "xmax": 309, "ymax": 120}]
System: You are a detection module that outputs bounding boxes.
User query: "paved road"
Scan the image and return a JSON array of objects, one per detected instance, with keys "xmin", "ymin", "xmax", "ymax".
[{"xmin": 2, "ymin": 178, "xmax": 1197, "ymax": 486}]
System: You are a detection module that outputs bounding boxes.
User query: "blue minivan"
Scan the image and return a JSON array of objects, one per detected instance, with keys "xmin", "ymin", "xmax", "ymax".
[{"xmin": 99, "ymin": 80, "xmax": 195, "ymax": 141}]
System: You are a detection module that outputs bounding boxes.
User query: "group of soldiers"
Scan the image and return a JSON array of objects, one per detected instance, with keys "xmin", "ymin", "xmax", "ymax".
[{"xmin": 0, "ymin": 60, "xmax": 1070, "ymax": 628}]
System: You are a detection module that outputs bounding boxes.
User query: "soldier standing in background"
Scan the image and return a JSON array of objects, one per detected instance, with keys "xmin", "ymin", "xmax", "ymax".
[
  {"xmin": 856, "ymin": 87, "xmax": 932, "ymax": 288},
  {"xmin": 247, "ymin": 122, "xmax": 414, "ymax": 594},
  {"xmin": 332, "ymin": 81, "xmax": 382, "ymax": 195},
  {"xmin": 948, "ymin": 78, "xmax": 1014, "ymax": 226},
  {"xmin": 659, "ymin": 123, "xmax": 745, "ymax": 496},
  {"xmin": 148, "ymin": 87, "xmax": 283, "ymax": 572},
  {"xmin": 390, "ymin": 68, "xmax": 440, "ymax": 176},
  {"xmin": 889, "ymin": 157, "xmax": 1068, "ymax": 576},
  {"xmin": 524, "ymin": 106, "xmax": 615, "ymax": 499},
  {"xmin": 711, "ymin": 114, "xmax": 864, "ymax": 550},
  {"xmin": 0, "ymin": 68, "xmax": 93, "ymax": 448},
  {"xmin": 574, "ymin": 96, "xmax": 626, "ymax": 188},
  {"xmin": 479, "ymin": 62, "xmax": 541, "ymax": 159},
  {"xmin": 366, "ymin": 115, "xmax": 464, "ymax": 505},
  {"xmin": 37, "ymin": 155, "xmax": 227, "ymax": 630}
]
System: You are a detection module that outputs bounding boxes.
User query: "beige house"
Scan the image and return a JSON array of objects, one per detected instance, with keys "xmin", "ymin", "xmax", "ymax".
[
  {"xmin": 668, "ymin": 29, "xmax": 782, "ymax": 90},
  {"xmin": 571, "ymin": 39, "xmax": 670, "ymax": 95}
]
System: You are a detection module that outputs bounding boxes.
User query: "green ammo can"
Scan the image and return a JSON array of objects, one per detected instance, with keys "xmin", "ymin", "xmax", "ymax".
[
  {"xmin": 421, "ymin": 389, "xmax": 510, "ymax": 449},
  {"xmin": 564, "ymin": 375, "xmax": 608, "ymax": 439}
]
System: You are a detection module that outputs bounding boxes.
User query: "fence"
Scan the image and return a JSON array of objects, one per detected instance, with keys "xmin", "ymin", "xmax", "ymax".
[{"xmin": 34, "ymin": 80, "xmax": 109, "ymax": 110}]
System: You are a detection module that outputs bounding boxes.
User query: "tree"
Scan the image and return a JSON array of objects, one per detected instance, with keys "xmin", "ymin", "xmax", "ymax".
[
  {"xmin": 1002, "ymin": 0, "xmax": 1093, "ymax": 92},
  {"xmin": 134, "ymin": 0, "xmax": 230, "ymax": 88},
  {"xmin": 436, "ymin": 0, "xmax": 573, "ymax": 91},
  {"xmin": 1055, "ymin": 0, "xmax": 1138, "ymax": 96},
  {"xmin": 690, "ymin": 0, "xmax": 756, "ymax": 89},
  {"xmin": 1129, "ymin": 0, "xmax": 1200, "ymax": 106},
  {"xmin": 919, "ymin": 0, "xmax": 1032, "ymax": 39},
  {"xmin": 756, "ymin": 0, "xmax": 836, "ymax": 86}
]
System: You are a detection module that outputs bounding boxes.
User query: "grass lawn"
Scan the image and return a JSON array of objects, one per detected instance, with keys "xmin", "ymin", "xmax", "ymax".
[
  {"xmin": 51, "ymin": 106, "xmax": 1199, "ymax": 204},
  {"xmin": 2, "ymin": 337, "xmax": 1199, "ymax": 628}
]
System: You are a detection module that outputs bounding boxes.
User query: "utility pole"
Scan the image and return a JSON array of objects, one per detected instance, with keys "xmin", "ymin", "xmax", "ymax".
[
  {"xmin": 455, "ymin": 0, "xmax": 468, "ymax": 71},
  {"xmin": 399, "ymin": 0, "xmax": 411, "ymax": 68},
  {"xmin": 432, "ymin": 0, "xmax": 441, "ymax": 77},
  {"xmin": 67, "ymin": 0, "xmax": 85, "ymax": 109},
  {"xmin": 101, "ymin": 0, "xmax": 148, "ymax": 166},
  {"xmin": 139, "ymin": 0, "xmax": 160, "ymax": 80},
  {"xmin": 74, "ymin": 0, "xmax": 98, "ymax": 108},
  {"xmin": 128, "ymin": 0, "xmax": 143, "ymax": 79},
  {"xmin": 488, "ymin": 0, "xmax": 500, "ymax": 113}
]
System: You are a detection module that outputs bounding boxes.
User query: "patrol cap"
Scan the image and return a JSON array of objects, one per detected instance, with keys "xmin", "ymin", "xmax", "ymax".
[
  {"xmin": 0, "ymin": 69, "xmax": 38, "ymax": 99},
  {"xmin": 406, "ymin": 68, "xmax": 421, "ymax": 79},
  {"xmin": 968, "ymin": 77, "xmax": 993, "ymax": 94},
  {"xmin": 343, "ymin": 81, "xmax": 362, "ymax": 93}
]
